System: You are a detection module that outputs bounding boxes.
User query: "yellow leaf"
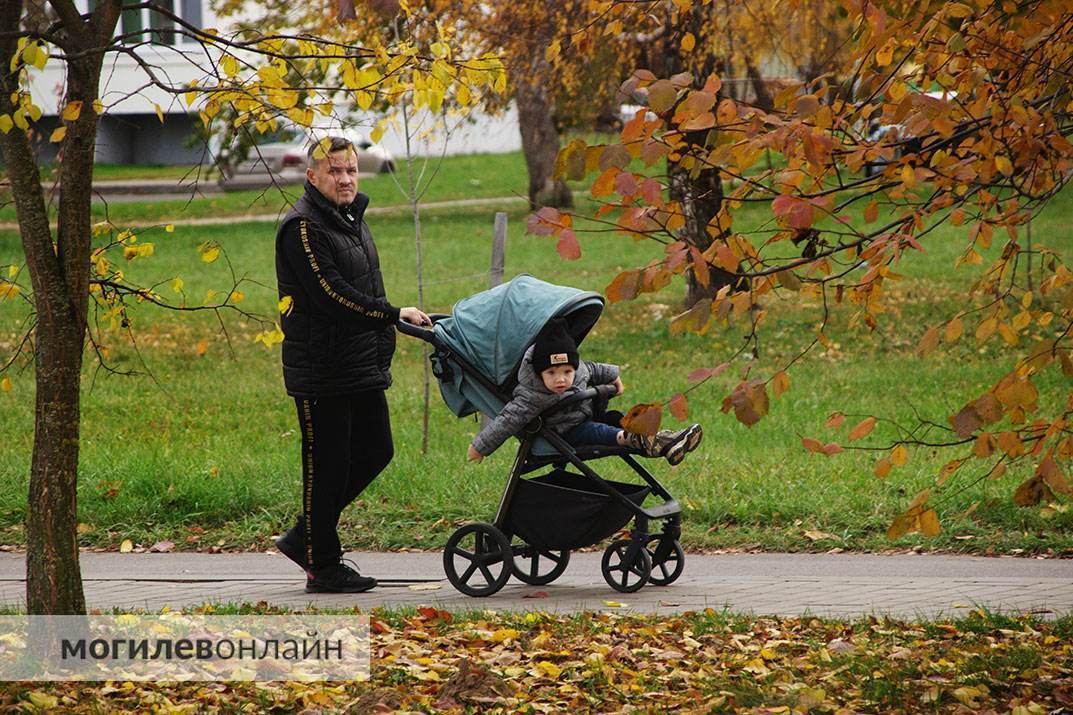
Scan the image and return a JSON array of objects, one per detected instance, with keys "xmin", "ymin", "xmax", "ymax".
[
  {"xmin": 681, "ymin": 32, "xmax": 696, "ymax": 53},
  {"xmin": 995, "ymin": 155, "xmax": 1013, "ymax": 176},
  {"xmin": 155, "ymin": 104, "xmax": 164, "ymax": 123},
  {"xmin": 0, "ymin": 114, "xmax": 11, "ymax": 133},
  {"xmin": 120, "ymin": 539, "xmax": 133, "ymax": 553},
  {"xmin": 1, "ymin": 376, "xmax": 11, "ymax": 392},
  {"xmin": 370, "ymin": 123, "xmax": 385, "ymax": 144},
  {"xmin": 891, "ymin": 444, "xmax": 908, "ymax": 466},
  {"xmin": 603, "ymin": 600, "xmax": 626, "ymax": 608},
  {"xmin": 944, "ymin": 315, "xmax": 963, "ymax": 343},
  {"xmin": 170, "ymin": 277, "xmax": 184, "ymax": 294},
  {"xmin": 278, "ymin": 295, "xmax": 293, "ymax": 315},
  {"xmin": 49, "ymin": 126, "xmax": 66, "ymax": 143},
  {"xmin": 228, "ymin": 290, "xmax": 244, "ymax": 303},
  {"xmin": 490, "ymin": 628, "xmax": 519, "ymax": 643},
  {"xmin": 165, "ymin": 224, "xmax": 174, "ymax": 233},
  {"xmin": 919, "ymin": 508, "xmax": 941, "ymax": 537},
  {"xmin": 535, "ymin": 660, "xmax": 562, "ymax": 679},
  {"xmin": 27, "ymin": 692, "xmax": 58, "ymax": 710},
  {"xmin": 61, "ymin": 101, "xmax": 82, "ymax": 121},
  {"xmin": 196, "ymin": 339, "xmax": 208, "ymax": 356},
  {"xmin": 199, "ymin": 243, "xmax": 220, "ymax": 263},
  {"xmin": 92, "ymin": 99, "xmax": 104, "ymax": 115}
]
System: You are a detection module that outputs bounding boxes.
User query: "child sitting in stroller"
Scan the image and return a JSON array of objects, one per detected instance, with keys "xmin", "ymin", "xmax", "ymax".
[{"xmin": 466, "ymin": 318, "xmax": 703, "ymax": 464}]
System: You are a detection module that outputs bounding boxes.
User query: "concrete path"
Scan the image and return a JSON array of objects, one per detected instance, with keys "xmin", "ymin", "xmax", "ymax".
[{"xmin": 1, "ymin": 552, "xmax": 1071, "ymax": 619}]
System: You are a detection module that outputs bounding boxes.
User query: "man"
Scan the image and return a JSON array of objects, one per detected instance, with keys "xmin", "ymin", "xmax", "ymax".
[{"xmin": 273, "ymin": 136, "xmax": 430, "ymax": 593}]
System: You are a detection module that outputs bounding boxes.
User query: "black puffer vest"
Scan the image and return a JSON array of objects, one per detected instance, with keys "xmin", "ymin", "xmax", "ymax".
[{"xmin": 276, "ymin": 184, "xmax": 396, "ymax": 397}]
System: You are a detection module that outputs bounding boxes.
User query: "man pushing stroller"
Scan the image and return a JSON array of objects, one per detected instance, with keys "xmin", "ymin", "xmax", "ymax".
[{"xmin": 467, "ymin": 318, "xmax": 703, "ymax": 464}]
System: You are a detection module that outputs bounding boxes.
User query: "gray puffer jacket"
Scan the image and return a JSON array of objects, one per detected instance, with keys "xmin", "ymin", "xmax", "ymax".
[{"xmin": 472, "ymin": 345, "xmax": 620, "ymax": 456}]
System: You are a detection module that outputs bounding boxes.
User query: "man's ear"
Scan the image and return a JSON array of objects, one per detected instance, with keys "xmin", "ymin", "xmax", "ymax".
[{"xmin": 306, "ymin": 167, "xmax": 315, "ymax": 182}]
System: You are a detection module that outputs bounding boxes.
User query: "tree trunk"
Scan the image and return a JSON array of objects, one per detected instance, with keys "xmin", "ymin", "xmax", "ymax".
[
  {"xmin": 513, "ymin": 63, "xmax": 572, "ymax": 210},
  {"xmin": 744, "ymin": 56, "xmax": 774, "ymax": 111},
  {"xmin": 0, "ymin": 0, "xmax": 119, "ymax": 614},
  {"xmin": 667, "ymin": 137, "xmax": 739, "ymax": 309}
]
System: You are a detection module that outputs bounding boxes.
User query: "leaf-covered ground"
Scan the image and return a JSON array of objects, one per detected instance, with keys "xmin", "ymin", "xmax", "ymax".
[{"xmin": 1, "ymin": 608, "xmax": 1070, "ymax": 713}]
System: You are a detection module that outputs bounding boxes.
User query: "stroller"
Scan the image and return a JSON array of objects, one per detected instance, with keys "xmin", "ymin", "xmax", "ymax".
[{"xmin": 398, "ymin": 275, "xmax": 684, "ymax": 596}]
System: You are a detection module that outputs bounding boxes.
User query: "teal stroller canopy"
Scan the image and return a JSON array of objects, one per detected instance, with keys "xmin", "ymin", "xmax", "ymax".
[{"xmin": 432, "ymin": 274, "xmax": 605, "ymax": 418}]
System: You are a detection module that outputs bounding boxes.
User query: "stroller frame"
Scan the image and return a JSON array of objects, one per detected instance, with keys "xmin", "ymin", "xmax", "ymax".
[{"xmin": 400, "ymin": 306, "xmax": 685, "ymax": 596}]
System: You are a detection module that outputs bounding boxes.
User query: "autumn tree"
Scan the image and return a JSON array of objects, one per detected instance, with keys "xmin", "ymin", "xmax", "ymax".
[
  {"xmin": 531, "ymin": 0, "xmax": 1073, "ymax": 535},
  {"xmin": 0, "ymin": 0, "xmax": 501, "ymax": 613}
]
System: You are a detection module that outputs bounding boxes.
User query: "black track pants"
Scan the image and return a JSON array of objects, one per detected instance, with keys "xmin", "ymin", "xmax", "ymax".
[{"xmin": 293, "ymin": 390, "xmax": 393, "ymax": 570}]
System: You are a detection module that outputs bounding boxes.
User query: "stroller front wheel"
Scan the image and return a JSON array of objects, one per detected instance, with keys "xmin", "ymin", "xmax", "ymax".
[
  {"xmin": 443, "ymin": 522, "xmax": 514, "ymax": 597},
  {"xmin": 601, "ymin": 538, "xmax": 652, "ymax": 593}
]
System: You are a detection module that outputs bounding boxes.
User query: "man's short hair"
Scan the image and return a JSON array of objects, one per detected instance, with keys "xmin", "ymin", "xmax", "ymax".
[{"xmin": 307, "ymin": 136, "xmax": 355, "ymax": 168}]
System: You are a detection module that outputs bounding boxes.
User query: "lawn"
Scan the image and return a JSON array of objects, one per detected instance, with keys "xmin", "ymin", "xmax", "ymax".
[
  {"xmin": 0, "ymin": 170, "xmax": 1071, "ymax": 557},
  {"xmin": 0, "ymin": 151, "xmax": 570, "ymax": 225}
]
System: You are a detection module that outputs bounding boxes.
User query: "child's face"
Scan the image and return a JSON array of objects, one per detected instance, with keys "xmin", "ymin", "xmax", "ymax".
[{"xmin": 541, "ymin": 364, "xmax": 575, "ymax": 394}]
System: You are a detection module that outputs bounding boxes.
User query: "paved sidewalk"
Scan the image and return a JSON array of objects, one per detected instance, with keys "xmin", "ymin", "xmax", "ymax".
[{"xmin": 1, "ymin": 552, "xmax": 1071, "ymax": 619}]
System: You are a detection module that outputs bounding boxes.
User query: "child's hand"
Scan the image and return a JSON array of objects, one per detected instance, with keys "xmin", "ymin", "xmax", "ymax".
[
  {"xmin": 613, "ymin": 376, "xmax": 624, "ymax": 395},
  {"xmin": 467, "ymin": 444, "xmax": 484, "ymax": 463}
]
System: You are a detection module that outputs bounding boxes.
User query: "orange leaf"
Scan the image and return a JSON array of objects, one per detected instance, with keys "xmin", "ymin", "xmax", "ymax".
[
  {"xmin": 802, "ymin": 438, "xmax": 824, "ymax": 453},
  {"xmin": 771, "ymin": 371, "xmax": 790, "ymax": 398},
  {"xmin": 621, "ymin": 402, "xmax": 662, "ymax": 436},
  {"xmin": 556, "ymin": 229, "xmax": 581, "ymax": 260},
  {"xmin": 874, "ymin": 458, "xmax": 892, "ymax": 479},
  {"xmin": 826, "ymin": 411, "xmax": 845, "ymax": 429},
  {"xmin": 606, "ymin": 270, "xmax": 641, "ymax": 303},
  {"xmin": 668, "ymin": 393, "xmax": 689, "ymax": 421},
  {"xmin": 847, "ymin": 417, "xmax": 877, "ymax": 441},
  {"xmin": 916, "ymin": 326, "xmax": 940, "ymax": 357},
  {"xmin": 591, "ymin": 167, "xmax": 619, "ymax": 198}
]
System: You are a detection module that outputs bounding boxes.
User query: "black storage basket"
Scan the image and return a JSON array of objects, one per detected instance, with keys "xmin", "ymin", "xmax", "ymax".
[{"xmin": 503, "ymin": 469, "xmax": 650, "ymax": 551}]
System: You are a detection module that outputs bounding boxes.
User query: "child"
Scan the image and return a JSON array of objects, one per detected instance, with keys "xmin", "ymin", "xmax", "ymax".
[{"xmin": 466, "ymin": 318, "xmax": 703, "ymax": 464}]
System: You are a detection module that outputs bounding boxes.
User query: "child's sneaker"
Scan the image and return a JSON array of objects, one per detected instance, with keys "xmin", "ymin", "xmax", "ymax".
[
  {"xmin": 663, "ymin": 424, "xmax": 703, "ymax": 465},
  {"xmin": 622, "ymin": 430, "xmax": 663, "ymax": 457}
]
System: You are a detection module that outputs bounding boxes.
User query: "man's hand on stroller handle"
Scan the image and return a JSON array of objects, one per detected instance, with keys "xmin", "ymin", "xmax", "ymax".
[
  {"xmin": 399, "ymin": 306, "xmax": 431, "ymax": 326},
  {"xmin": 612, "ymin": 376, "xmax": 624, "ymax": 395},
  {"xmin": 466, "ymin": 444, "xmax": 484, "ymax": 463}
]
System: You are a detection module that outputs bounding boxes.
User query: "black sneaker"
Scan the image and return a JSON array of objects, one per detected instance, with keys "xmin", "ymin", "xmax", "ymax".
[
  {"xmin": 305, "ymin": 559, "xmax": 377, "ymax": 593},
  {"xmin": 664, "ymin": 424, "xmax": 703, "ymax": 466},
  {"xmin": 274, "ymin": 525, "xmax": 309, "ymax": 573}
]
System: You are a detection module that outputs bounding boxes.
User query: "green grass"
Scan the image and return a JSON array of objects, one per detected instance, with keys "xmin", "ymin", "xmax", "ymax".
[
  {"xmin": 0, "ymin": 173, "xmax": 1071, "ymax": 556},
  {"xmin": 0, "ymin": 150, "xmax": 581, "ymax": 225}
]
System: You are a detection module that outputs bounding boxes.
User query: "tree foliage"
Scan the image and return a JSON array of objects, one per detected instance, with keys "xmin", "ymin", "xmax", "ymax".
[{"xmin": 530, "ymin": 0, "xmax": 1073, "ymax": 534}]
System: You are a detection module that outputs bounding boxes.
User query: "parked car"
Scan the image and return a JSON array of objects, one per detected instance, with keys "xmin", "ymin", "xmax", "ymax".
[{"xmin": 218, "ymin": 125, "xmax": 395, "ymax": 191}]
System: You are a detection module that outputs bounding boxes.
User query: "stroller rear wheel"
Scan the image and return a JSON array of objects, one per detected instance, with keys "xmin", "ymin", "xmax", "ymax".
[
  {"xmin": 511, "ymin": 543, "xmax": 570, "ymax": 585},
  {"xmin": 646, "ymin": 536, "xmax": 685, "ymax": 586},
  {"xmin": 601, "ymin": 538, "xmax": 652, "ymax": 593},
  {"xmin": 443, "ymin": 523, "xmax": 514, "ymax": 597}
]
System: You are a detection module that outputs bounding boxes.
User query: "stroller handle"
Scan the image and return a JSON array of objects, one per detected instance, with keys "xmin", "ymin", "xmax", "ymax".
[
  {"xmin": 397, "ymin": 313, "xmax": 450, "ymax": 343},
  {"xmin": 541, "ymin": 383, "xmax": 619, "ymax": 417}
]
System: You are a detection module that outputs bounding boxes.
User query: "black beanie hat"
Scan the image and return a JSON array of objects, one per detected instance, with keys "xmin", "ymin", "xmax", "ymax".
[{"xmin": 532, "ymin": 318, "xmax": 579, "ymax": 374}]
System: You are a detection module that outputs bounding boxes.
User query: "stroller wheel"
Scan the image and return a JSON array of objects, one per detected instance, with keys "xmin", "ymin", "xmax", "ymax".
[
  {"xmin": 511, "ymin": 543, "xmax": 570, "ymax": 586},
  {"xmin": 646, "ymin": 536, "xmax": 685, "ymax": 586},
  {"xmin": 443, "ymin": 523, "xmax": 514, "ymax": 597},
  {"xmin": 601, "ymin": 538, "xmax": 652, "ymax": 593}
]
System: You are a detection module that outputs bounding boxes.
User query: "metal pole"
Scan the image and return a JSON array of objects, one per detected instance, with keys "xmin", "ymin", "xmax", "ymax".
[{"xmin": 490, "ymin": 211, "xmax": 507, "ymax": 289}]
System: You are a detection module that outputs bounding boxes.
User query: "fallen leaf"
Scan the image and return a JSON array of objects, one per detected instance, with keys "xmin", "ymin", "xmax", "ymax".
[
  {"xmin": 149, "ymin": 540, "xmax": 174, "ymax": 553},
  {"xmin": 119, "ymin": 539, "xmax": 133, "ymax": 553},
  {"xmin": 408, "ymin": 583, "xmax": 443, "ymax": 591}
]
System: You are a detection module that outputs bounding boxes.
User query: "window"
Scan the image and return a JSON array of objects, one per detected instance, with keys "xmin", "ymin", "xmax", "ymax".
[{"xmin": 115, "ymin": 0, "xmax": 202, "ymax": 45}]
